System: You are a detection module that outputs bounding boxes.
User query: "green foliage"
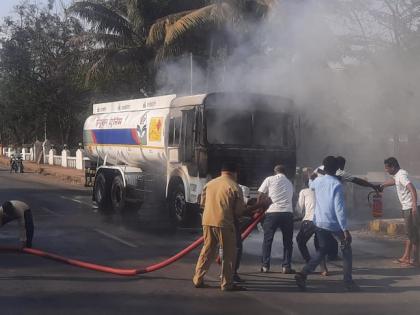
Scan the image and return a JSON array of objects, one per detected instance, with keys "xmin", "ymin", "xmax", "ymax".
[{"xmin": 0, "ymin": 1, "xmax": 90, "ymax": 145}]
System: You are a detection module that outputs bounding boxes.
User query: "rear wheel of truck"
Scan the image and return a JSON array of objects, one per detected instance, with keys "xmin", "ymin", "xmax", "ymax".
[
  {"xmin": 168, "ymin": 182, "xmax": 187, "ymax": 226},
  {"xmin": 94, "ymin": 173, "xmax": 111, "ymax": 211},
  {"xmin": 111, "ymin": 175, "xmax": 126, "ymax": 213}
]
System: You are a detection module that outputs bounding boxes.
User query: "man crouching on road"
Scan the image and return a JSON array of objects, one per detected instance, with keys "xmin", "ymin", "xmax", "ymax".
[
  {"xmin": 193, "ymin": 161, "xmax": 269, "ymax": 291},
  {"xmin": 295, "ymin": 156, "xmax": 359, "ymax": 292},
  {"xmin": 0, "ymin": 200, "xmax": 34, "ymax": 248}
]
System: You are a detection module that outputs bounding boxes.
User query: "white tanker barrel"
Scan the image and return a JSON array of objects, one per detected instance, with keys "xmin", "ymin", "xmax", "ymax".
[{"xmin": 83, "ymin": 108, "xmax": 169, "ymax": 170}]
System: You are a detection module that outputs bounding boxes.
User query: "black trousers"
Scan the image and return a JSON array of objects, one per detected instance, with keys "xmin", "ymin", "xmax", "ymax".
[
  {"xmin": 296, "ymin": 220, "xmax": 319, "ymax": 262},
  {"xmin": 234, "ymin": 216, "xmax": 253, "ymax": 274},
  {"xmin": 261, "ymin": 212, "xmax": 294, "ymax": 268},
  {"xmin": 296, "ymin": 220, "xmax": 337, "ymax": 261},
  {"xmin": 24, "ymin": 210, "xmax": 34, "ymax": 247},
  {"xmin": 234, "ymin": 220, "xmax": 243, "ymax": 274}
]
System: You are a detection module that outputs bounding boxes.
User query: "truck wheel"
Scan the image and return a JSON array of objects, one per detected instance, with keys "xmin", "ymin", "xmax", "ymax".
[
  {"xmin": 111, "ymin": 175, "xmax": 126, "ymax": 213},
  {"xmin": 94, "ymin": 173, "xmax": 111, "ymax": 211},
  {"xmin": 168, "ymin": 182, "xmax": 187, "ymax": 226}
]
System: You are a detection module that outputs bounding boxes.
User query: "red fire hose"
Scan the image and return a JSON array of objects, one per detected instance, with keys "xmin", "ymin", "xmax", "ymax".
[{"xmin": 0, "ymin": 211, "xmax": 265, "ymax": 276}]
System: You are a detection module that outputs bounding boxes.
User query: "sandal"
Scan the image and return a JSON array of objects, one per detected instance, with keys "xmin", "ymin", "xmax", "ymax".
[{"xmin": 393, "ymin": 258, "xmax": 410, "ymax": 265}]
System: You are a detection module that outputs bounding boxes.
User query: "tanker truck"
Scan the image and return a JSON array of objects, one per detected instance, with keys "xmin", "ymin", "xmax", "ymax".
[{"xmin": 83, "ymin": 92, "xmax": 297, "ymax": 226}]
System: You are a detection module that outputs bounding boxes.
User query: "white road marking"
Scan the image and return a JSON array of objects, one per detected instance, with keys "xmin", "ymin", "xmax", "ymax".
[
  {"xmin": 60, "ymin": 195, "xmax": 91, "ymax": 207},
  {"xmin": 40, "ymin": 207, "xmax": 60, "ymax": 216},
  {"xmin": 93, "ymin": 228, "xmax": 138, "ymax": 248}
]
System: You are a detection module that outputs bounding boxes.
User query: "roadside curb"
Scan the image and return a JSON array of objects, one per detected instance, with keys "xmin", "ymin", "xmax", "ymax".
[
  {"xmin": 0, "ymin": 156, "xmax": 85, "ymax": 186},
  {"xmin": 368, "ymin": 218, "xmax": 405, "ymax": 236}
]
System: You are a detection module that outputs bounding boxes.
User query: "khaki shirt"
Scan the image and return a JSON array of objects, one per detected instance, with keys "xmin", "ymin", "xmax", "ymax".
[{"xmin": 201, "ymin": 173, "xmax": 247, "ymax": 228}]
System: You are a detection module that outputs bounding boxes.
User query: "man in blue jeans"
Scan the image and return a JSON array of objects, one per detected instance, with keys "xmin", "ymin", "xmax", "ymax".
[
  {"xmin": 258, "ymin": 164, "xmax": 295, "ymax": 274},
  {"xmin": 295, "ymin": 156, "xmax": 359, "ymax": 291}
]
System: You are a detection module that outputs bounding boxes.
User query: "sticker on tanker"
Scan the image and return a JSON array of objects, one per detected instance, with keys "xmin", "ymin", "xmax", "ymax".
[
  {"xmin": 148, "ymin": 117, "xmax": 163, "ymax": 142},
  {"xmin": 136, "ymin": 112, "xmax": 148, "ymax": 145}
]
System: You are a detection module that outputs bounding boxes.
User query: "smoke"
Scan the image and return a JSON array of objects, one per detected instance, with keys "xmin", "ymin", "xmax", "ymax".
[{"xmin": 156, "ymin": 0, "xmax": 420, "ymax": 174}]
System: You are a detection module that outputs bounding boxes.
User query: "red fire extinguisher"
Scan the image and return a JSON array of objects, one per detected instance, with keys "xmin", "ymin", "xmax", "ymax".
[{"xmin": 368, "ymin": 191, "xmax": 383, "ymax": 218}]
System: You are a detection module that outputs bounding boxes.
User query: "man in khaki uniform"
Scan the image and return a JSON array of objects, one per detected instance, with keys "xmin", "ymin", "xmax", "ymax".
[{"xmin": 193, "ymin": 162, "xmax": 267, "ymax": 291}]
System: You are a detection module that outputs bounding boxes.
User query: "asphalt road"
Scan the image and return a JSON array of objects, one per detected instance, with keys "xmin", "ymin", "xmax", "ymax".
[{"xmin": 1, "ymin": 168, "xmax": 420, "ymax": 315}]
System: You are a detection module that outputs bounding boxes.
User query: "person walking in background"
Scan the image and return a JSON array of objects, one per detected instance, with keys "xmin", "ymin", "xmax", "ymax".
[
  {"xmin": 295, "ymin": 156, "xmax": 358, "ymax": 291},
  {"xmin": 258, "ymin": 164, "xmax": 295, "ymax": 274},
  {"xmin": 193, "ymin": 162, "xmax": 268, "ymax": 291},
  {"xmin": 380, "ymin": 157, "xmax": 420, "ymax": 266},
  {"xmin": 296, "ymin": 179, "xmax": 328, "ymax": 276},
  {"xmin": 0, "ymin": 200, "xmax": 34, "ymax": 248}
]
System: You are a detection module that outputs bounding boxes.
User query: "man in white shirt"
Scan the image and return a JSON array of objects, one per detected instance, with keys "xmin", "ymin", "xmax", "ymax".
[
  {"xmin": 296, "ymin": 180, "xmax": 328, "ymax": 275},
  {"xmin": 380, "ymin": 157, "xmax": 420, "ymax": 266},
  {"xmin": 258, "ymin": 164, "xmax": 295, "ymax": 274}
]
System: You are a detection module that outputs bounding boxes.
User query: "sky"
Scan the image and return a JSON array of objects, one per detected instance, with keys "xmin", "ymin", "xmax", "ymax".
[{"xmin": 0, "ymin": 0, "xmax": 71, "ymax": 19}]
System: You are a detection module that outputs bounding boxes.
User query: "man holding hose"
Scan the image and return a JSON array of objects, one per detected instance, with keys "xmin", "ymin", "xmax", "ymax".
[{"xmin": 193, "ymin": 161, "xmax": 269, "ymax": 291}]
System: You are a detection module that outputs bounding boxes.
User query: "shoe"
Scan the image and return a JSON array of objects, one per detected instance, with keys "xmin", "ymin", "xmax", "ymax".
[
  {"xmin": 344, "ymin": 280, "xmax": 361, "ymax": 292},
  {"xmin": 282, "ymin": 267, "xmax": 296, "ymax": 274},
  {"xmin": 233, "ymin": 274, "xmax": 245, "ymax": 283},
  {"xmin": 260, "ymin": 266, "xmax": 269, "ymax": 273},
  {"xmin": 294, "ymin": 272, "xmax": 307, "ymax": 291},
  {"xmin": 222, "ymin": 284, "xmax": 247, "ymax": 292}
]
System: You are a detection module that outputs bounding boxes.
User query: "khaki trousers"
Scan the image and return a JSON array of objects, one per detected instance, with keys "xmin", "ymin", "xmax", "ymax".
[{"xmin": 193, "ymin": 225, "xmax": 237, "ymax": 290}]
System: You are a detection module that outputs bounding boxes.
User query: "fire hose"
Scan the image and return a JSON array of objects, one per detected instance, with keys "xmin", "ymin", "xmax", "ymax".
[{"xmin": 0, "ymin": 210, "xmax": 266, "ymax": 276}]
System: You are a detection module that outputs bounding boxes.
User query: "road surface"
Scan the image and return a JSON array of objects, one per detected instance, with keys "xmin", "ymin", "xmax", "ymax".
[{"xmin": 1, "ymin": 168, "xmax": 419, "ymax": 315}]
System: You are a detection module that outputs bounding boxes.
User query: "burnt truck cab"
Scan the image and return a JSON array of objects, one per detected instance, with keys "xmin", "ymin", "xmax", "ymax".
[
  {"xmin": 204, "ymin": 93, "xmax": 296, "ymax": 188},
  {"xmin": 167, "ymin": 92, "xmax": 296, "ymax": 222}
]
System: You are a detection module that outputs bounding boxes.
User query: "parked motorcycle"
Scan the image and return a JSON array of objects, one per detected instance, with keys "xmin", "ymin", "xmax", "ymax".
[{"xmin": 10, "ymin": 154, "xmax": 24, "ymax": 173}]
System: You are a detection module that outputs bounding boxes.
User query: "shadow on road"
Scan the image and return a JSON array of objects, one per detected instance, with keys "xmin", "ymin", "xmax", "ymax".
[{"xmin": 240, "ymin": 267, "xmax": 420, "ymax": 293}]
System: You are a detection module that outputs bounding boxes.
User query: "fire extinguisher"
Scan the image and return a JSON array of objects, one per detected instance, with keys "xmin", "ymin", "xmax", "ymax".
[{"xmin": 368, "ymin": 191, "xmax": 383, "ymax": 218}]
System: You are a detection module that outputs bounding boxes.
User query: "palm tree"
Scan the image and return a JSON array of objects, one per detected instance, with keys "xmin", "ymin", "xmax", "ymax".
[
  {"xmin": 147, "ymin": 0, "xmax": 276, "ymax": 61},
  {"xmin": 69, "ymin": 0, "xmax": 275, "ymax": 91},
  {"xmin": 68, "ymin": 0, "xmax": 150, "ymax": 84}
]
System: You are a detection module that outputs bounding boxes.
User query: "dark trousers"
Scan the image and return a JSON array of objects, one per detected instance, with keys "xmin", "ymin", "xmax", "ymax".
[
  {"xmin": 24, "ymin": 210, "xmax": 34, "ymax": 248},
  {"xmin": 234, "ymin": 220, "xmax": 243, "ymax": 274},
  {"xmin": 329, "ymin": 236, "xmax": 339, "ymax": 260},
  {"xmin": 302, "ymin": 228, "xmax": 352, "ymax": 283},
  {"xmin": 402, "ymin": 207, "xmax": 420, "ymax": 245},
  {"xmin": 261, "ymin": 212, "xmax": 294, "ymax": 269},
  {"xmin": 296, "ymin": 220, "xmax": 319, "ymax": 262}
]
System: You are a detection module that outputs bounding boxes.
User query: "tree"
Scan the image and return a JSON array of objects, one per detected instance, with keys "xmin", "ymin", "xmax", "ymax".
[
  {"xmin": 68, "ymin": 0, "xmax": 205, "ymax": 95},
  {"xmin": 147, "ymin": 0, "xmax": 276, "ymax": 61},
  {"xmin": 0, "ymin": 1, "xmax": 90, "ymax": 145}
]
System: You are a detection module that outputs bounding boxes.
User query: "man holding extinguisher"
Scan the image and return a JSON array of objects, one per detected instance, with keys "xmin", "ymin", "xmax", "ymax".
[{"xmin": 379, "ymin": 157, "xmax": 420, "ymax": 266}]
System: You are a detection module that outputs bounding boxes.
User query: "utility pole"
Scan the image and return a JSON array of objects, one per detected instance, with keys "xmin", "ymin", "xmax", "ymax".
[
  {"xmin": 190, "ymin": 52, "xmax": 193, "ymax": 95},
  {"xmin": 44, "ymin": 112, "xmax": 47, "ymax": 141}
]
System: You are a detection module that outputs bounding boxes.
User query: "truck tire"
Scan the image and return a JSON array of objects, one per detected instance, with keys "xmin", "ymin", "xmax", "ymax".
[
  {"xmin": 168, "ymin": 182, "xmax": 187, "ymax": 226},
  {"xmin": 94, "ymin": 173, "xmax": 111, "ymax": 211},
  {"xmin": 111, "ymin": 175, "xmax": 126, "ymax": 213}
]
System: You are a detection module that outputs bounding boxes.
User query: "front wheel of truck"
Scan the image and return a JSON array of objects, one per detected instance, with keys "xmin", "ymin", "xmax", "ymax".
[{"xmin": 168, "ymin": 181, "xmax": 187, "ymax": 226}]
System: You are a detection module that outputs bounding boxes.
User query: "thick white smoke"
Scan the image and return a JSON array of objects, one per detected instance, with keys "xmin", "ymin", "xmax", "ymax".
[{"xmin": 156, "ymin": 0, "xmax": 420, "ymax": 174}]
